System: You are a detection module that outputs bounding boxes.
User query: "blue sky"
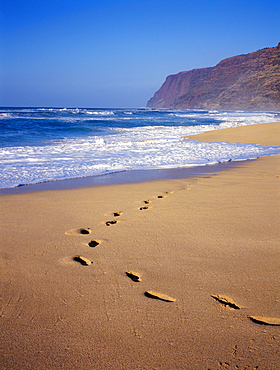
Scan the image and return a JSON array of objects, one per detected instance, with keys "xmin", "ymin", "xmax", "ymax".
[{"xmin": 1, "ymin": 0, "xmax": 279, "ymax": 108}]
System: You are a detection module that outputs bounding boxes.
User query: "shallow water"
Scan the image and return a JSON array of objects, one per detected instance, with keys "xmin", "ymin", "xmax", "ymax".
[{"xmin": 1, "ymin": 107, "xmax": 279, "ymax": 189}]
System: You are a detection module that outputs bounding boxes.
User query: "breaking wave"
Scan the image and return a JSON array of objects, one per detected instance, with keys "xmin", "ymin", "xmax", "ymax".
[{"xmin": 0, "ymin": 107, "xmax": 279, "ymax": 188}]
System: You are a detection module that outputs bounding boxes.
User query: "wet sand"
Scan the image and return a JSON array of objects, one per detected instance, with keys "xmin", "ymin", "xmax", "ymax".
[{"xmin": 1, "ymin": 122, "xmax": 279, "ymax": 369}]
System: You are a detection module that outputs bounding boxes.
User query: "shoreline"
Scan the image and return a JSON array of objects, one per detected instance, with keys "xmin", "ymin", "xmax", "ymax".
[
  {"xmin": 0, "ymin": 160, "xmax": 243, "ymax": 195},
  {"xmin": 2, "ymin": 121, "xmax": 279, "ymax": 195},
  {"xmin": 1, "ymin": 121, "xmax": 279, "ymax": 369}
]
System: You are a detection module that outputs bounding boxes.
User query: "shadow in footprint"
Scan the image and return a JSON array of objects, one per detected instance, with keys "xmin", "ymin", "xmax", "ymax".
[
  {"xmin": 248, "ymin": 316, "xmax": 280, "ymax": 326},
  {"xmin": 113, "ymin": 211, "xmax": 122, "ymax": 217},
  {"xmin": 73, "ymin": 255, "xmax": 92, "ymax": 266},
  {"xmin": 65, "ymin": 228, "xmax": 91, "ymax": 235},
  {"xmin": 105, "ymin": 220, "xmax": 119, "ymax": 226},
  {"xmin": 126, "ymin": 271, "xmax": 142, "ymax": 282},
  {"xmin": 211, "ymin": 294, "xmax": 241, "ymax": 309},
  {"xmin": 88, "ymin": 240, "xmax": 100, "ymax": 248},
  {"xmin": 144, "ymin": 291, "xmax": 176, "ymax": 302},
  {"xmin": 79, "ymin": 228, "xmax": 91, "ymax": 235},
  {"xmin": 140, "ymin": 206, "xmax": 150, "ymax": 210}
]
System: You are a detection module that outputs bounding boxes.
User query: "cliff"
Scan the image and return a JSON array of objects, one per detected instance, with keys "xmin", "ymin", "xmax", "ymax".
[{"xmin": 147, "ymin": 43, "xmax": 280, "ymax": 111}]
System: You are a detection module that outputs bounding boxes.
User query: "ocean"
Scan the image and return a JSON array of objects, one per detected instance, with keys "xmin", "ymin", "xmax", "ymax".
[{"xmin": 0, "ymin": 107, "xmax": 280, "ymax": 190}]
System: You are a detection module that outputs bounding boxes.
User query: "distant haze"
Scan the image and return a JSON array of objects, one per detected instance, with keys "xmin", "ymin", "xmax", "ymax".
[{"xmin": 147, "ymin": 44, "xmax": 280, "ymax": 111}]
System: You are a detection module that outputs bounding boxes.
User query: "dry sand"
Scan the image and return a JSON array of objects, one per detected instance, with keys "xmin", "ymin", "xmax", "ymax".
[
  {"xmin": 188, "ymin": 120, "xmax": 280, "ymax": 145},
  {"xmin": 1, "ymin": 122, "xmax": 280, "ymax": 369}
]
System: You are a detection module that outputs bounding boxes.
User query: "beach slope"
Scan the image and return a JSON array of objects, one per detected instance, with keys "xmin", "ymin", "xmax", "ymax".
[{"xmin": 1, "ymin": 122, "xmax": 280, "ymax": 369}]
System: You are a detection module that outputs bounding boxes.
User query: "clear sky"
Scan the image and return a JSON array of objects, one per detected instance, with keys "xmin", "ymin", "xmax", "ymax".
[{"xmin": 1, "ymin": 0, "xmax": 279, "ymax": 108}]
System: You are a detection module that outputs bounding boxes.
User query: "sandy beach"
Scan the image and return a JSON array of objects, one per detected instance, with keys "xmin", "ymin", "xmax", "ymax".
[{"xmin": 1, "ymin": 122, "xmax": 280, "ymax": 369}]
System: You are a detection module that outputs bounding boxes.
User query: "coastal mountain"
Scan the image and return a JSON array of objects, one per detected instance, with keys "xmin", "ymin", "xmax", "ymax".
[{"xmin": 147, "ymin": 43, "xmax": 280, "ymax": 111}]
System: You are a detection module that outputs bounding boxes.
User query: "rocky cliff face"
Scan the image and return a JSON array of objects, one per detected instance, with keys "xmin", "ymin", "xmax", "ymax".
[{"xmin": 147, "ymin": 44, "xmax": 280, "ymax": 111}]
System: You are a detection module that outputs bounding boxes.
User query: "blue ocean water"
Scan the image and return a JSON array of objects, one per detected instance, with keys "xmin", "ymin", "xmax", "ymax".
[{"xmin": 0, "ymin": 107, "xmax": 280, "ymax": 189}]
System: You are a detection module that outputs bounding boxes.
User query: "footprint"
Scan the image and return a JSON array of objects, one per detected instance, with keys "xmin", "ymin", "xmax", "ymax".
[
  {"xmin": 139, "ymin": 206, "xmax": 150, "ymax": 210},
  {"xmin": 144, "ymin": 291, "xmax": 176, "ymax": 302},
  {"xmin": 248, "ymin": 316, "xmax": 280, "ymax": 326},
  {"xmin": 113, "ymin": 211, "xmax": 122, "ymax": 217},
  {"xmin": 73, "ymin": 255, "xmax": 92, "ymax": 266},
  {"xmin": 218, "ymin": 361, "xmax": 231, "ymax": 368},
  {"xmin": 144, "ymin": 200, "xmax": 151, "ymax": 204},
  {"xmin": 105, "ymin": 220, "xmax": 119, "ymax": 226},
  {"xmin": 157, "ymin": 195, "xmax": 166, "ymax": 199},
  {"xmin": 65, "ymin": 228, "xmax": 92, "ymax": 235},
  {"xmin": 88, "ymin": 240, "xmax": 100, "ymax": 248},
  {"xmin": 211, "ymin": 294, "xmax": 242, "ymax": 309},
  {"xmin": 125, "ymin": 271, "xmax": 142, "ymax": 282}
]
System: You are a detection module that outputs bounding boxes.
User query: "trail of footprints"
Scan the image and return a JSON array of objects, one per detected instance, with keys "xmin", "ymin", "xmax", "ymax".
[
  {"xmin": 64, "ymin": 187, "xmax": 280, "ymax": 325},
  {"xmin": 210, "ymin": 295, "xmax": 280, "ymax": 326}
]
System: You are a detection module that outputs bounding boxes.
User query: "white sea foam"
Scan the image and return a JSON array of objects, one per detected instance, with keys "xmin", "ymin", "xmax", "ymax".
[
  {"xmin": 0, "ymin": 125, "xmax": 279, "ymax": 188},
  {"xmin": 85, "ymin": 110, "xmax": 115, "ymax": 116},
  {"xmin": 0, "ymin": 113, "xmax": 12, "ymax": 118},
  {"xmin": 1, "ymin": 108, "xmax": 280, "ymax": 188},
  {"xmin": 171, "ymin": 110, "xmax": 279, "ymax": 127}
]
